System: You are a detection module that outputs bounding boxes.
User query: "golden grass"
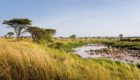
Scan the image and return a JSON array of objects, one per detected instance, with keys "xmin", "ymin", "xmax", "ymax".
[
  {"xmin": 0, "ymin": 40, "xmax": 139, "ymax": 80},
  {"xmin": 0, "ymin": 41, "xmax": 62, "ymax": 80}
]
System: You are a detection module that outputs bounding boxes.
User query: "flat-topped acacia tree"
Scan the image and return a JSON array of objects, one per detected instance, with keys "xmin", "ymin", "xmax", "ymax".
[
  {"xmin": 70, "ymin": 34, "xmax": 76, "ymax": 40},
  {"xmin": 3, "ymin": 18, "xmax": 32, "ymax": 41},
  {"xmin": 27, "ymin": 27, "xmax": 56, "ymax": 43},
  {"xmin": 27, "ymin": 27, "xmax": 44, "ymax": 43},
  {"xmin": 44, "ymin": 29, "xmax": 56, "ymax": 42}
]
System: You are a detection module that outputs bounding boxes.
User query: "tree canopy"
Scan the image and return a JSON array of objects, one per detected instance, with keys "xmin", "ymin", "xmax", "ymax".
[
  {"xmin": 3, "ymin": 18, "xmax": 32, "ymax": 41},
  {"xmin": 70, "ymin": 34, "xmax": 76, "ymax": 39},
  {"xmin": 44, "ymin": 29, "xmax": 56, "ymax": 36},
  {"xmin": 27, "ymin": 26, "xmax": 56, "ymax": 43}
]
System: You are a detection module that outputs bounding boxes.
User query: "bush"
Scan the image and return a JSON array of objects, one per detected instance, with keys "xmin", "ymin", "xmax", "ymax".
[
  {"xmin": 136, "ymin": 64, "xmax": 140, "ymax": 69},
  {"xmin": 54, "ymin": 42, "xmax": 63, "ymax": 49}
]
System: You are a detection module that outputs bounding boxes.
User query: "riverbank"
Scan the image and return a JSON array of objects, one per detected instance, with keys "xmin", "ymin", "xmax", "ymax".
[{"xmin": 74, "ymin": 44, "xmax": 140, "ymax": 64}]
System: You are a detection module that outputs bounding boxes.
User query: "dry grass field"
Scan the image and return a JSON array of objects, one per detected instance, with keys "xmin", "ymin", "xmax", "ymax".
[{"xmin": 0, "ymin": 39, "xmax": 140, "ymax": 80}]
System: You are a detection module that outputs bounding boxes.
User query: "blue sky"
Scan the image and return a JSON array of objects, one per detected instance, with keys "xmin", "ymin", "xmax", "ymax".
[{"xmin": 0, "ymin": 0, "xmax": 140, "ymax": 37}]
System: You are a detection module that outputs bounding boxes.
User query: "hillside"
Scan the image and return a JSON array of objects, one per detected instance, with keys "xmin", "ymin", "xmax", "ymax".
[{"xmin": 0, "ymin": 40, "xmax": 140, "ymax": 80}]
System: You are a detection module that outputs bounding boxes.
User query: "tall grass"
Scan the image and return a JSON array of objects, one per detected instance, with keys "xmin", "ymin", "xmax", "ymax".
[
  {"xmin": 0, "ymin": 41, "xmax": 61, "ymax": 80},
  {"xmin": 0, "ymin": 40, "xmax": 140, "ymax": 80}
]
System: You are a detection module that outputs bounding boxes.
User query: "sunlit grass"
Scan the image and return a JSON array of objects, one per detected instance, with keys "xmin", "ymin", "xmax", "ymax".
[
  {"xmin": 0, "ymin": 41, "xmax": 61, "ymax": 80},
  {"xmin": 0, "ymin": 39, "xmax": 140, "ymax": 80}
]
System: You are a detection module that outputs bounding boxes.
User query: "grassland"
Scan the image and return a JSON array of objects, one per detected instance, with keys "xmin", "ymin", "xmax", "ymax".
[
  {"xmin": 57, "ymin": 38, "xmax": 140, "ymax": 51},
  {"xmin": 0, "ymin": 38, "xmax": 140, "ymax": 80}
]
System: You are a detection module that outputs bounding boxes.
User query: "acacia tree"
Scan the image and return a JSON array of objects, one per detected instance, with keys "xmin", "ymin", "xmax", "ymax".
[
  {"xmin": 27, "ymin": 27, "xmax": 56, "ymax": 43},
  {"xmin": 3, "ymin": 18, "xmax": 32, "ymax": 41},
  {"xmin": 70, "ymin": 34, "xmax": 76, "ymax": 40},
  {"xmin": 27, "ymin": 27, "xmax": 44, "ymax": 43},
  {"xmin": 119, "ymin": 34, "xmax": 123, "ymax": 40},
  {"xmin": 7, "ymin": 32, "xmax": 14, "ymax": 38},
  {"xmin": 44, "ymin": 29, "xmax": 56, "ymax": 42}
]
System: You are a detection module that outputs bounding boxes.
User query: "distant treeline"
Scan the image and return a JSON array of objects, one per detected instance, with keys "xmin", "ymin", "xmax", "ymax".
[{"xmin": 120, "ymin": 38, "xmax": 140, "ymax": 42}]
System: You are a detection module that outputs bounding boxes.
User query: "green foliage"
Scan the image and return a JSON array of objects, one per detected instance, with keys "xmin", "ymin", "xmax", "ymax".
[
  {"xmin": 119, "ymin": 34, "xmax": 123, "ymax": 39},
  {"xmin": 3, "ymin": 18, "xmax": 32, "ymax": 25},
  {"xmin": 44, "ymin": 29, "xmax": 56, "ymax": 36},
  {"xmin": 70, "ymin": 34, "xmax": 76, "ymax": 40},
  {"xmin": 47, "ymin": 42, "xmax": 63, "ymax": 49},
  {"xmin": 103, "ymin": 41, "xmax": 140, "ymax": 49},
  {"xmin": 3, "ymin": 18, "xmax": 32, "ymax": 41},
  {"xmin": 61, "ymin": 42, "xmax": 87, "ymax": 52},
  {"xmin": 7, "ymin": 32, "xmax": 14, "ymax": 38},
  {"xmin": 27, "ymin": 27, "xmax": 45, "ymax": 43},
  {"xmin": 54, "ymin": 42, "xmax": 63, "ymax": 49},
  {"xmin": 136, "ymin": 64, "xmax": 140, "ymax": 69},
  {"xmin": 27, "ymin": 26, "xmax": 56, "ymax": 43}
]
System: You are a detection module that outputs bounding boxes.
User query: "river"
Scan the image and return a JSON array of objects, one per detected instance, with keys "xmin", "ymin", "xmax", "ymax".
[{"xmin": 73, "ymin": 44, "xmax": 140, "ymax": 64}]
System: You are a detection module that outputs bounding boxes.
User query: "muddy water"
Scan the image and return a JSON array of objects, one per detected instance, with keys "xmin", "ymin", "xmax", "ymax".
[
  {"xmin": 73, "ymin": 44, "xmax": 108, "ymax": 58},
  {"xmin": 73, "ymin": 44, "xmax": 140, "ymax": 64}
]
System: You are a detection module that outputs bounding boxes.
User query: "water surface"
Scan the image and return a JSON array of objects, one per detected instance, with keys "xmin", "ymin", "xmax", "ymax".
[{"xmin": 73, "ymin": 44, "xmax": 140, "ymax": 64}]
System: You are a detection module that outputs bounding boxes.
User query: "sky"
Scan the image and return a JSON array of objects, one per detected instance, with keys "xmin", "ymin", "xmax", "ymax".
[{"xmin": 0, "ymin": 0, "xmax": 140, "ymax": 37}]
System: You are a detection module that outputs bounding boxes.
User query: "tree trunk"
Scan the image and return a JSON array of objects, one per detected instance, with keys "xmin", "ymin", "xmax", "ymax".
[
  {"xmin": 16, "ymin": 33, "xmax": 20, "ymax": 41},
  {"xmin": 16, "ymin": 35, "xmax": 19, "ymax": 41}
]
